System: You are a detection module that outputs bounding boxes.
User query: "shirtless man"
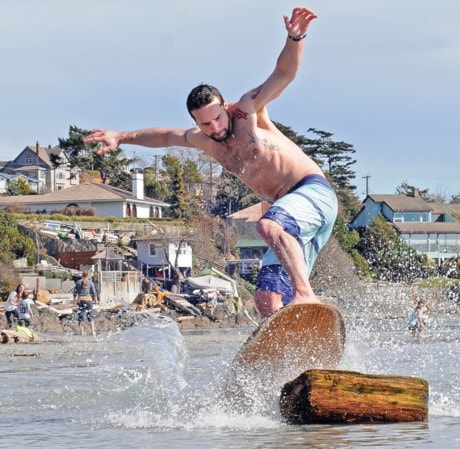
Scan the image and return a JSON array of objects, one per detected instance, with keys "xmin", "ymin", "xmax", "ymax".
[{"xmin": 84, "ymin": 7, "xmax": 338, "ymax": 318}]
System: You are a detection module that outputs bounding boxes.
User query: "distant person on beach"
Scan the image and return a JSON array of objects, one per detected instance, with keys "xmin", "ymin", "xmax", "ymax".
[
  {"xmin": 84, "ymin": 6, "xmax": 338, "ymax": 318},
  {"xmin": 4, "ymin": 284, "xmax": 23, "ymax": 328},
  {"xmin": 73, "ymin": 271, "xmax": 98, "ymax": 336},
  {"xmin": 18, "ymin": 290, "xmax": 35, "ymax": 328},
  {"xmin": 408, "ymin": 298, "xmax": 431, "ymax": 337}
]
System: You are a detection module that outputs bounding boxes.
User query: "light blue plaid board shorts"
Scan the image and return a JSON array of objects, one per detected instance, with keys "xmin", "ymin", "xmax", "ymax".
[{"xmin": 255, "ymin": 174, "xmax": 338, "ymax": 303}]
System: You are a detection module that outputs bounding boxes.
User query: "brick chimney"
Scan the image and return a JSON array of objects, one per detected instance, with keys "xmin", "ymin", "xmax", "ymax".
[
  {"xmin": 131, "ymin": 168, "xmax": 144, "ymax": 200},
  {"xmin": 36, "ymin": 141, "xmax": 40, "ymax": 153},
  {"xmin": 413, "ymin": 188, "xmax": 420, "ymax": 197}
]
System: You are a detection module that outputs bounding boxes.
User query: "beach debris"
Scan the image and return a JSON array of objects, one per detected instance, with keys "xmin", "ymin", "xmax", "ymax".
[{"xmin": 280, "ymin": 369, "xmax": 429, "ymax": 424}]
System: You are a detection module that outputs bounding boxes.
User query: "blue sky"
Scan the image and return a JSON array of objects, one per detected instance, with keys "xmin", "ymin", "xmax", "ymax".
[{"xmin": 1, "ymin": 0, "xmax": 459, "ymax": 200}]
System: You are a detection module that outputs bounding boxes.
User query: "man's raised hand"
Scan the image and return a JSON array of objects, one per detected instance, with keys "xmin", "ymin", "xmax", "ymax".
[{"xmin": 283, "ymin": 7, "xmax": 317, "ymax": 37}]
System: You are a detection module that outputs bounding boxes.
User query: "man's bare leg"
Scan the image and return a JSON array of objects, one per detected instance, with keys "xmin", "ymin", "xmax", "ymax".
[
  {"xmin": 254, "ymin": 290, "xmax": 284, "ymax": 318},
  {"xmin": 256, "ymin": 218, "xmax": 321, "ymax": 307}
]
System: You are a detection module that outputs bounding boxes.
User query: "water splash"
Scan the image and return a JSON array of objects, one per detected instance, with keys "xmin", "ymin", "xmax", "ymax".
[{"xmin": 99, "ymin": 316, "xmax": 283, "ymax": 430}]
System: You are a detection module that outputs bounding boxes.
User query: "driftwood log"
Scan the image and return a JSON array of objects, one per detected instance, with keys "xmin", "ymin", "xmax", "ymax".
[
  {"xmin": 280, "ymin": 369, "xmax": 429, "ymax": 425},
  {"xmin": 1, "ymin": 328, "xmax": 40, "ymax": 344}
]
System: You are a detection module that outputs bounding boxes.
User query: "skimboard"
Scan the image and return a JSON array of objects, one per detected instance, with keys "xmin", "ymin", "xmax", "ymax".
[{"xmin": 232, "ymin": 303, "xmax": 346, "ymax": 386}]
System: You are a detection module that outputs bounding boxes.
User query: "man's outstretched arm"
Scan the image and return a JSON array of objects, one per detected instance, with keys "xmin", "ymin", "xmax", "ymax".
[
  {"xmin": 84, "ymin": 127, "xmax": 197, "ymax": 155},
  {"xmin": 241, "ymin": 7, "xmax": 317, "ymax": 112}
]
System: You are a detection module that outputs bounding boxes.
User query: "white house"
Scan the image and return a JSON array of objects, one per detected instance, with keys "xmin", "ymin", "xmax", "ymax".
[
  {"xmin": 135, "ymin": 236, "xmax": 193, "ymax": 281},
  {"xmin": 0, "ymin": 170, "xmax": 170, "ymax": 219}
]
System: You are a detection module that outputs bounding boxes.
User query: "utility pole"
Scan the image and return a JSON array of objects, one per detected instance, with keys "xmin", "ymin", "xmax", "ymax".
[
  {"xmin": 362, "ymin": 174, "xmax": 371, "ymax": 197},
  {"xmin": 148, "ymin": 154, "xmax": 162, "ymax": 181}
]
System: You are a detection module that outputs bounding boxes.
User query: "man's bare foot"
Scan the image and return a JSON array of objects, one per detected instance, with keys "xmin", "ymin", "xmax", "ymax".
[{"xmin": 289, "ymin": 295, "xmax": 321, "ymax": 306}]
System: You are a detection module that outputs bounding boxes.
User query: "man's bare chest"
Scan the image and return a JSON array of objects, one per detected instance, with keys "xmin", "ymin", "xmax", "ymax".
[{"xmin": 212, "ymin": 128, "xmax": 280, "ymax": 175}]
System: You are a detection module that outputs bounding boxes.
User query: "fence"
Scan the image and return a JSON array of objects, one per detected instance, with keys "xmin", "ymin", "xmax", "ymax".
[{"xmin": 97, "ymin": 270, "xmax": 142, "ymax": 308}]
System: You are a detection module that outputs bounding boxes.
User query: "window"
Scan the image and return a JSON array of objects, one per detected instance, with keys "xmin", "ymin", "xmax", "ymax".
[
  {"xmin": 25, "ymin": 158, "xmax": 33, "ymax": 165},
  {"xmin": 149, "ymin": 244, "xmax": 157, "ymax": 256}
]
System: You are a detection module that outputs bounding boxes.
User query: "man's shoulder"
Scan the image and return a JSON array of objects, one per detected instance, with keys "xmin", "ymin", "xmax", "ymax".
[{"xmin": 185, "ymin": 126, "xmax": 206, "ymax": 145}]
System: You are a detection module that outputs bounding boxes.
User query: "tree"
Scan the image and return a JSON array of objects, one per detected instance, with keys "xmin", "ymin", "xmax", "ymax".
[
  {"xmin": 356, "ymin": 215, "xmax": 429, "ymax": 282},
  {"xmin": 109, "ymin": 171, "xmax": 132, "ymax": 191},
  {"xmin": 272, "ymin": 123, "xmax": 358, "ymax": 224},
  {"xmin": 183, "ymin": 158, "xmax": 203, "ymax": 195},
  {"xmin": 395, "ymin": 181, "xmax": 431, "ymax": 201},
  {"xmin": 6, "ymin": 178, "xmax": 36, "ymax": 196},
  {"xmin": 0, "ymin": 212, "xmax": 36, "ymax": 262},
  {"xmin": 451, "ymin": 194, "xmax": 460, "ymax": 204},
  {"xmin": 144, "ymin": 173, "xmax": 171, "ymax": 202},
  {"xmin": 212, "ymin": 170, "xmax": 260, "ymax": 218},
  {"xmin": 306, "ymin": 128, "xmax": 357, "ymax": 191},
  {"xmin": 161, "ymin": 154, "xmax": 187, "ymax": 219},
  {"xmin": 58, "ymin": 125, "xmax": 136, "ymax": 185}
]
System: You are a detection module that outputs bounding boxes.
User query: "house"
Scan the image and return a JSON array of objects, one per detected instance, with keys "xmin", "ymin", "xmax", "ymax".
[
  {"xmin": 1, "ymin": 142, "xmax": 80, "ymax": 193},
  {"xmin": 135, "ymin": 236, "xmax": 193, "ymax": 282},
  {"xmin": 0, "ymin": 172, "xmax": 40, "ymax": 194},
  {"xmin": 0, "ymin": 169, "xmax": 170, "ymax": 219},
  {"xmin": 225, "ymin": 201, "xmax": 270, "ymax": 276},
  {"xmin": 226, "ymin": 200, "xmax": 271, "ymax": 239},
  {"xmin": 349, "ymin": 193, "xmax": 460, "ymax": 261}
]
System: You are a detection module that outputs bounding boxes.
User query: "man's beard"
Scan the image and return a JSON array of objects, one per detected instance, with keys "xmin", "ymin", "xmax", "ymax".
[
  {"xmin": 210, "ymin": 129, "xmax": 231, "ymax": 142},
  {"xmin": 209, "ymin": 112, "xmax": 233, "ymax": 142}
]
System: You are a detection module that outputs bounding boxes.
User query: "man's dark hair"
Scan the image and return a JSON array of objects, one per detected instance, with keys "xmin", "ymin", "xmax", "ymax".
[{"xmin": 186, "ymin": 84, "xmax": 224, "ymax": 119}]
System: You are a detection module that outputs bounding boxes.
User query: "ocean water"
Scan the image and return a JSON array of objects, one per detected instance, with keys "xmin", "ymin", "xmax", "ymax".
[{"xmin": 0, "ymin": 300, "xmax": 459, "ymax": 449}]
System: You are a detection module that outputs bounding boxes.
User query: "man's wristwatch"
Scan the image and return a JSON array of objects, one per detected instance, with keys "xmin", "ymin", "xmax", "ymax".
[{"xmin": 288, "ymin": 33, "xmax": 307, "ymax": 41}]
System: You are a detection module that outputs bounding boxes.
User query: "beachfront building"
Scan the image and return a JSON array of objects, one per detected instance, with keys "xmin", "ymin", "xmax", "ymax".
[
  {"xmin": 349, "ymin": 192, "xmax": 460, "ymax": 261},
  {"xmin": 0, "ymin": 170, "xmax": 170, "ymax": 219},
  {"xmin": 135, "ymin": 236, "xmax": 193, "ymax": 282}
]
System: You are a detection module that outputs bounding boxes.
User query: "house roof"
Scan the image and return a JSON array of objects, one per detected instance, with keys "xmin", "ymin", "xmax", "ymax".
[
  {"xmin": 369, "ymin": 194, "xmax": 433, "ymax": 212},
  {"xmin": 19, "ymin": 145, "xmax": 65, "ymax": 168},
  {"xmin": 0, "ymin": 182, "xmax": 170, "ymax": 206},
  {"xmin": 442, "ymin": 203, "xmax": 460, "ymax": 220},
  {"xmin": 393, "ymin": 222, "xmax": 460, "ymax": 234},
  {"xmin": 13, "ymin": 165, "xmax": 48, "ymax": 172},
  {"xmin": 227, "ymin": 201, "xmax": 271, "ymax": 222}
]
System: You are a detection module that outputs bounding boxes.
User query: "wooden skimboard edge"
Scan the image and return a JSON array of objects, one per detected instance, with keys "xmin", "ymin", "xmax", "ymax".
[{"xmin": 232, "ymin": 303, "xmax": 346, "ymax": 372}]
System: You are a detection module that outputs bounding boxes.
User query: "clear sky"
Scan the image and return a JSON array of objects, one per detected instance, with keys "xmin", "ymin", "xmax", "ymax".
[{"xmin": 1, "ymin": 0, "xmax": 459, "ymax": 200}]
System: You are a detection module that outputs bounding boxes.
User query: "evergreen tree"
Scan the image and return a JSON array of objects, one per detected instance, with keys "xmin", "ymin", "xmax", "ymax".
[
  {"xmin": 306, "ymin": 128, "xmax": 357, "ymax": 190},
  {"xmin": 109, "ymin": 171, "xmax": 132, "ymax": 191},
  {"xmin": 395, "ymin": 181, "xmax": 431, "ymax": 201},
  {"xmin": 58, "ymin": 125, "xmax": 136, "ymax": 185},
  {"xmin": 273, "ymin": 123, "xmax": 357, "ymax": 199},
  {"xmin": 144, "ymin": 174, "xmax": 171, "ymax": 202},
  {"xmin": 6, "ymin": 178, "xmax": 36, "ymax": 196},
  {"xmin": 161, "ymin": 154, "xmax": 187, "ymax": 219},
  {"xmin": 182, "ymin": 158, "xmax": 203, "ymax": 195}
]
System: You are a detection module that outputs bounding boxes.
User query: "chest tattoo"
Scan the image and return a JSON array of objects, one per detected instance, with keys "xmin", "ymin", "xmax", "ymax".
[{"xmin": 248, "ymin": 132, "xmax": 280, "ymax": 152}]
